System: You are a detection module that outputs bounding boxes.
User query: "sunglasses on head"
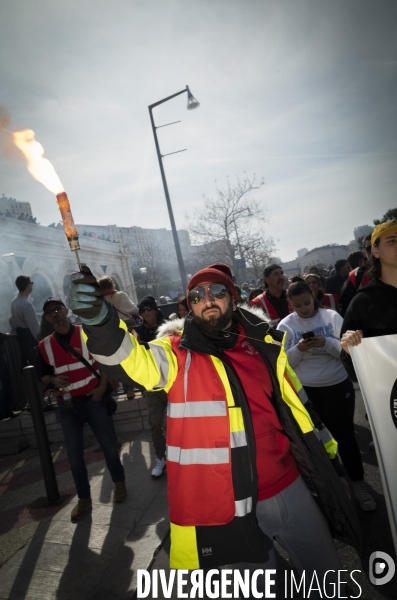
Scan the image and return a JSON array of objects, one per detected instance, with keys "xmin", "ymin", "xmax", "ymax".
[
  {"xmin": 140, "ymin": 306, "xmax": 154, "ymax": 313},
  {"xmin": 188, "ymin": 283, "xmax": 228, "ymax": 304}
]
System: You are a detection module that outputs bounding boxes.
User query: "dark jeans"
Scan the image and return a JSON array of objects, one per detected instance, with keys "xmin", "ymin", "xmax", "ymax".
[
  {"xmin": 58, "ymin": 396, "xmax": 125, "ymax": 499},
  {"xmin": 304, "ymin": 377, "xmax": 364, "ymax": 482},
  {"xmin": 0, "ymin": 354, "xmax": 12, "ymax": 417},
  {"xmin": 145, "ymin": 389, "xmax": 168, "ymax": 460}
]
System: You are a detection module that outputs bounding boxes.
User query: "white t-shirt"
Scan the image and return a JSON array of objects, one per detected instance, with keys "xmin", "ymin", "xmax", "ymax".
[
  {"xmin": 106, "ymin": 291, "xmax": 138, "ymax": 321},
  {"xmin": 277, "ymin": 308, "xmax": 348, "ymax": 387}
]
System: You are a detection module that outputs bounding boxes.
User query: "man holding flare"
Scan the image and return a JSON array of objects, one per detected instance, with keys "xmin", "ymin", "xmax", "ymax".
[{"xmin": 69, "ymin": 262, "xmax": 359, "ymax": 596}]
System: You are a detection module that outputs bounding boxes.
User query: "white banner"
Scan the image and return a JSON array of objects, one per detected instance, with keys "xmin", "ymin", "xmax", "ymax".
[{"xmin": 351, "ymin": 335, "xmax": 397, "ymax": 555}]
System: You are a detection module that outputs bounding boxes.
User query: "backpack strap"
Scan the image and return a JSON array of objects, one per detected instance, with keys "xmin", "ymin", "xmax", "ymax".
[{"xmin": 53, "ymin": 333, "xmax": 100, "ymax": 380}]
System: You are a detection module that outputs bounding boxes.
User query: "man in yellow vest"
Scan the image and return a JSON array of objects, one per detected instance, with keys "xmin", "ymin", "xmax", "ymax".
[{"xmin": 69, "ymin": 264, "xmax": 359, "ymax": 597}]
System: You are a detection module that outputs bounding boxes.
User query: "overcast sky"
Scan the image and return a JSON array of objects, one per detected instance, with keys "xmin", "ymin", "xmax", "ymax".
[{"xmin": 1, "ymin": 0, "xmax": 396, "ymax": 261}]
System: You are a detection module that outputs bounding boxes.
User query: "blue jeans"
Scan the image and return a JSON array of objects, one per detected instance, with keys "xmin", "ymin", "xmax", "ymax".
[
  {"xmin": 256, "ymin": 476, "xmax": 342, "ymax": 599},
  {"xmin": 58, "ymin": 396, "xmax": 125, "ymax": 499}
]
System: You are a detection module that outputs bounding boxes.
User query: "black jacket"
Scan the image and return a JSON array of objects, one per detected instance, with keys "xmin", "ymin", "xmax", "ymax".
[
  {"xmin": 341, "ymin": 279, "xmax": 397, "ymax": 378},
  {"xmin": 325, "ymin": 273, "xmax": 348, "ymax": 297},
  {"xmin": 341, "ymin": 279, "xmax": 397, "ymax": 337},
  {"xmin": 338, "ymin": 266, "xmax": 368, "ymax": 317},
  {"xmin": 84, "ymin": 305, "xmax": 361, "ymax": 550}
]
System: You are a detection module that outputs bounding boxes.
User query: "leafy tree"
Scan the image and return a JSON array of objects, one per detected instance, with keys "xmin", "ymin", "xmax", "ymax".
[{"xmin": 373, "ymin": 208, "xmax": 397, "ymax": 225}]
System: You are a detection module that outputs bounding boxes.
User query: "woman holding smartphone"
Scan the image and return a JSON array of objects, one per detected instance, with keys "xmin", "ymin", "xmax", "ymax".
[{"xmin": 277, "ymin": 281, "xmax": 376, "ymax": 512}]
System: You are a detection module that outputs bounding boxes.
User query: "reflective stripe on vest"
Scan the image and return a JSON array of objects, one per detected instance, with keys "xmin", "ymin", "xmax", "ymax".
[
  {"xmin": 41, "ymin": 327, "xmax": 99, "ymax": 396},
  {"xmin": 90, "ymin": 327, "xmax": 170, "ymax": 389},
  {"xmin": 324, "ymin": 294, "xmax": 337, "ymax": 310},
  {"xmin": 230, "ymin": 430, "xmax": 247, "ymax": 448},
  {"xmin": 253, "ymin": 293, "xmax": 279, "ymax": 323},
  {"xmin": 167, "ymin": 400, "xmax": 227, "ymax": 418},
  {"xmin": 235, "ymin": 496, "xmax": 252, "ymax": 517},
  {"xmin": 251, "ymin": 292, "xmax": 292, "ymax": 325},
  {"xmin": 317, "ymin": 427, "xmax": 334, "ymax": 446},
  {"xmin": 91, "ymin": 330, "xmax": 133, "ymax": 365},
  {"xmin": 167, "ymin": 445, "xmax": 229, "ymax": 465},
  {"xmin": 64, "ymin": 373, "xmax": 98, "ymax": 392}
]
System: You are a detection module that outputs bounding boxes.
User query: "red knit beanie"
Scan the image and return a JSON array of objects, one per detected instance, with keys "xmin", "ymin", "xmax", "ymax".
[{"xmin": 186, "ymin": 263, "xmax": 239, "ymax": 307}]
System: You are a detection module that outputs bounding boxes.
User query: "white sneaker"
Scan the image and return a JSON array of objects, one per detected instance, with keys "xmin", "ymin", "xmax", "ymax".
[
  {"xmin": 353, "ymin": 481, "xmax": 376, "ymax": 511},
  {"xmin": 151, "ymin": 457, "xmax": 166, "ymax": 478}
]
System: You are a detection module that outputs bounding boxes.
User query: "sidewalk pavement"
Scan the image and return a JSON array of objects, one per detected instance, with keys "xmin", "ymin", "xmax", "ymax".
[
  {"xmin": 1, "ymin": 386, "xmax": 397, "ymax": 599},
  {"xmin": 0, "ymin": 429, "xmax": 169, "ymax": 600}
]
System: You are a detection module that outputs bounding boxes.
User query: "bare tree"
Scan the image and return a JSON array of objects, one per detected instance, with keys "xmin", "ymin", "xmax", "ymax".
[
  {"xmin": 186, "ymin": 173, "xmax": 271, "ymax": 279},
  {"xmin": 241, "ymin": 234, "xmax": 276, "ymax": 281}
]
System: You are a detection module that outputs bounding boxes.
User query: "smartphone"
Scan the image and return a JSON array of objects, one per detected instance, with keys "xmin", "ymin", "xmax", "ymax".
[{"xmin": 302, "ymin": 331, "xmax": 315, "ymax": 340}]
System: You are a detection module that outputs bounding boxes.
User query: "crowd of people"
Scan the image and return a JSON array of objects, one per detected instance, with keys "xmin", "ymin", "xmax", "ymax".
[
  {"xmin": 2, "ymin": 218, "xmax": 397, "ymax": 596},
  {"xmin": 0, "ymin": 209, "xmax": 39, "ymax": 224},
  {"xmin": 82, "ymin": 230, "xmax": 119, "ymax": 243}
]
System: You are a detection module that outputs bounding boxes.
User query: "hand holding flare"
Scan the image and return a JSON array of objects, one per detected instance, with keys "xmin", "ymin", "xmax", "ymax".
[{"xmin": 12, "ymin": 129, "xmax": 81, "ymax": 269}]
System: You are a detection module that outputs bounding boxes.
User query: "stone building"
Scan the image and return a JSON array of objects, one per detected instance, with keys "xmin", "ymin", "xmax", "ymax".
[
  {"xmin": 299, "ymin": 244, "xmax": 349, "ymax": 272},
  {"xmin": 0, "ymin": 216, "xmax": 136, "ymax": 333},
  {"xmin": 354, "ymin": 224, "xmax": 373, "ymax": 241},
  {"xmin": 280, "ymin": 244, "xmax": 350, "ymax": 276},
  {"xmin": 76, "ymin": 222, "xmax": 192, "ymax": 274},
  {"xmin": 0, "ymin": 195, "xmax": 32, "ymax": 220}
]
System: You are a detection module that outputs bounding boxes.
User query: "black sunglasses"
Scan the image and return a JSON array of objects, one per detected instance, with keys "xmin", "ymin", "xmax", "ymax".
[
  {"xmin": 188, "ymin": 283, "xmax": 228, "ymax": 304},
  {"xmin": 364, "ymin": 245, "xmax": 372, "ymax": 252}
]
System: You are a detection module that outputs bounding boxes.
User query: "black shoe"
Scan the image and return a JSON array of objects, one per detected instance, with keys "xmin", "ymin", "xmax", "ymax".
[{"xmin": 0, "ymin": 411, "xmax": 19, "ymax": 420}]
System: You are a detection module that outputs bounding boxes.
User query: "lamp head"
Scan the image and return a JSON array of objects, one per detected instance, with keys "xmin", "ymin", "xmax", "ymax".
[{"xmin": 186, "ymin": 85, "xmax": 200, "ymax": 110}]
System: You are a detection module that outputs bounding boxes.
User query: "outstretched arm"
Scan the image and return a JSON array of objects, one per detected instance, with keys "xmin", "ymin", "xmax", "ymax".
[{"xmin": 69, "ymin": 267, "xmax": 177, "ymax": 391}]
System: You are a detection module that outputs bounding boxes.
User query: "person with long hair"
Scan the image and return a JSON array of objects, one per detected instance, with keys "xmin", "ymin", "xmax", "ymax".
[
  {"xmin": 304, "ymin": 273, "xmax": 339, "ymax": 311},
  {"xmin": 341, "ymin": 220, "xmax": 397, "ymax": 349},
  {"xmin": 277, "ymin": 281, "xmax": 376, "ymax": 512},
  {"xmin": 177, "ymin": 297, "xmax": 189, "ymax": 319}
]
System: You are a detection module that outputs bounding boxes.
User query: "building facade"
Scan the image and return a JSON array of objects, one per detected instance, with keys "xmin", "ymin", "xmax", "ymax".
[
  {"xmin": 0, "ymin": 195, "xmax": 33, "ymax": 220},
  {"xmin": 76, "ymin": 222, "xmax": 192, "ymax": 274},
  {"xmin": 280, "ymin": 245, "xmax": 350, "ymax": 276},
  {"xmin": 354, "ymin": 224, "xmax": 373, "ymax": 241},
  {"xmin": 0, "ymin": 216, "xmax": 136, "ymax": 334}
]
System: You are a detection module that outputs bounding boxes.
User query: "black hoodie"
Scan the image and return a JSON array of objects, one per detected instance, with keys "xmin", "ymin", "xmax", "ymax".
[
  {"xmin": 341, "ymin": 279, "xmax": 397, "ymax": 338},
  {"xmin": 341, "ymin": 279, "xmax": 397, "ymax": 378}
]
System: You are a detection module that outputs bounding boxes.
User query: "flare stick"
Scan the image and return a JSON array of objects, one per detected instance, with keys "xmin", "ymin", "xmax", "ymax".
[{"xmin": 56, "ymin": 192, "xmax": 82, "ymax": 270}]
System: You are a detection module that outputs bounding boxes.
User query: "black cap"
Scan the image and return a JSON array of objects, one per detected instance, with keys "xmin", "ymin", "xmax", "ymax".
[
  {"xmin": 263, "ymin": 264, "xmax": 282, "ymax": 278},
  {"xmin": 43, "ymin": 297, "xmax": 67, "ymax": 311},
  {"xmin": 138, "ymin": 296, "xmax": 158, "ymax": 314}
]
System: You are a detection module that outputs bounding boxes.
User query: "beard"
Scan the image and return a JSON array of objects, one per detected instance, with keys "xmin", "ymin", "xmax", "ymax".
[{"xmin": 192, "ymin": 298, "xmax": 234, "ymax": 334}]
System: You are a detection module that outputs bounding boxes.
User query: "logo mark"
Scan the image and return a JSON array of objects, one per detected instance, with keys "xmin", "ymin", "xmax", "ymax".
[
  {"xmin": 369, "ymin": 551, "xmax": 395, "ymax": 585},
  {"xmin": 202, "ymin": 547, "xmax": 212, "ymax": 556},
  {"xmin": 390, "ymin": 379, "xmax": 397, "ymax": 429}
]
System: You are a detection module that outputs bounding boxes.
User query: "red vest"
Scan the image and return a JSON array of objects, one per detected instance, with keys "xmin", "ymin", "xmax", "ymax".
[
  {"xmin": 349, "ymin": 267, "xmax": 370, "ymax": 290},
  {"xmin": 250, "ymin": 291, "xmax": 293, "ymax": 324},
  {"xmin": 39, "ymin": 325, "xmax": 99, "ymax": 398},
  {"xmin": 166, "ymin": 336, "xmax": 236, "ymax": 527},
  {"xmin": 322, "ymin": 293, "xmax": 338, "ymax": 310}
]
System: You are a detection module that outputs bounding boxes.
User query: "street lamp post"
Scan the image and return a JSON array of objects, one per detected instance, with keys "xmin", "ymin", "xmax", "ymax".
[
  {"xmin": 139, "ymin": 267, "xmax": 148, "ymax": 291},
  {"xmin": 148, "ymin": 85, "xmax": 199, "ymax": 291}
]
